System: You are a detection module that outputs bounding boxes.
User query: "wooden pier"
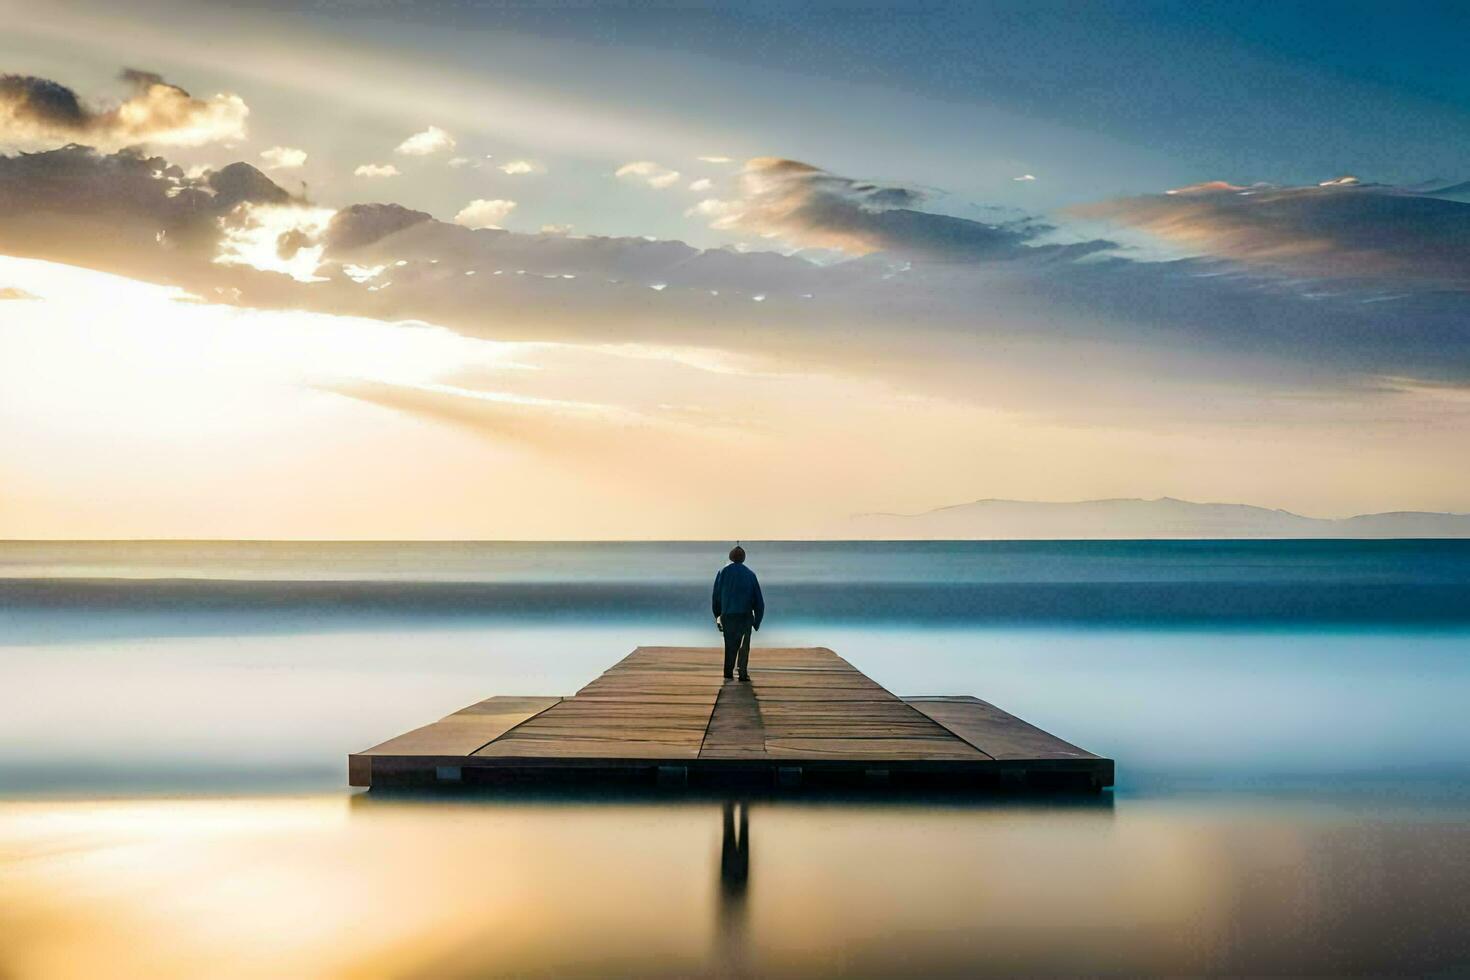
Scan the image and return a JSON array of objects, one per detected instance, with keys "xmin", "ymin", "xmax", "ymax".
[{"xmin": 349, "ymin": 647, "xmax": 1113, "ymax": 792}]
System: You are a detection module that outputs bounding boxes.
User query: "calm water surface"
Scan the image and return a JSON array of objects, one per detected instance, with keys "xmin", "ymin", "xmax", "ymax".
[{"xmin": 2, "ymin": 541, "xmax": 1468, "ymax": 976}]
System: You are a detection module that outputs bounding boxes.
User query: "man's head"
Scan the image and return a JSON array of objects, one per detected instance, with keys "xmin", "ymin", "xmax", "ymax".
[{"xmin": 728, "ymin": 545, "xmax": 746, "ymax": 564}]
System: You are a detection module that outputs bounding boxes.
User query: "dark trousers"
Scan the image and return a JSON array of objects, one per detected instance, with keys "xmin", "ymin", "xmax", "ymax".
[{"xmin": 722, "ymin": 613, "xmax": 752, "ymax": 677}]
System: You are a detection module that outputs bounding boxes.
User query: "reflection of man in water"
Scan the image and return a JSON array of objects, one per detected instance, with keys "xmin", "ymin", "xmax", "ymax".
[
  {"xmin": 721, "ymin": 800, "xmax": 750, "ymax": 896},
  {"xmin": 717, "ymin": 799, "xmax": 751, "ymax": 971},
  {"xmin": 712, "ymin": 546, "xmax": 765, "ymax": 682}
]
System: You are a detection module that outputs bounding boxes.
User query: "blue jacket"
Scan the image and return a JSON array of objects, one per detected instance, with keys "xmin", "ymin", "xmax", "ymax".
[{"xmin": 712, "ymin": 562, "xmax": 764, "ymax": 629}]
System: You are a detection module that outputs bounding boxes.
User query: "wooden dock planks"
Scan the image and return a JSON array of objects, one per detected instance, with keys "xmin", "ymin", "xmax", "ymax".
[
  {"xmin": 349, "ymin": 647, "xmax": 1113, "ymax": 789},
  {"xmin": 347, "ymin": 695, "xmax": 560, "ymax": 785},
  {"xmin": 699, "ymin": 682, "xmax": 768, "ymax": 759},
  {"xmin": 905, "ymin": 696, "xmax": 1101, "ymax": 761},
  {"xmin": 472, "ymin": 647, "xmax": 723, "ymax": 761}
]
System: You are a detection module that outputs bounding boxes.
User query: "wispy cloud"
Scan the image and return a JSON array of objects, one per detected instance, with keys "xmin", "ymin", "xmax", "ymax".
[
  {"xmin": 320, "ymin": 377, "xmax": 655, "ymax": 452},
  {"xmin": 616, "ymin": 160, "xmax": 681, "ymax": 189},
  {"xmin": 394, "ymin": 125, "xmax": 455, "ymax": 156},
  {"xmin": 695, "ymin": 157, "xmax": 1093, "ymax": 261},
  {"xmin": 1077, "ymin": 178, "xmax": 1470, "ymax": 287}
]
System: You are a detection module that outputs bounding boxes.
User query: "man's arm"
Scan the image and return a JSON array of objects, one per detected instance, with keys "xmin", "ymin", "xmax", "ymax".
[
  {"xmin": 752, "ymin": 574, "xmax": 765, "ymax": 630},
  {"xmin": 711, "ymin": 568, "xmax": 723, "ymax": 619}
]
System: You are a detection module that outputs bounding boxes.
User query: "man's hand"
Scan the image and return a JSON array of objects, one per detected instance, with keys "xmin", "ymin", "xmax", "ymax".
[{"xmin": 716, "ymin": 617, "xmax": 724, "ymax": 633}]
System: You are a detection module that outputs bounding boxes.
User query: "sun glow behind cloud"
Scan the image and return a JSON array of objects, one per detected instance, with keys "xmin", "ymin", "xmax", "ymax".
[
  {"xmin": 213, "ymin": 203, "xmax": 338, "ymax": 282},
  {"xmin": 0, "ymin": 255, "xmax": 501, "ymax": 418},
  {"xmin": 3, "ymin": 252, "xmax": 1469, "ymax": 538},
  {"xmin": 0, "ymin": 254, "xmax": 1114, "ymax": 538}
]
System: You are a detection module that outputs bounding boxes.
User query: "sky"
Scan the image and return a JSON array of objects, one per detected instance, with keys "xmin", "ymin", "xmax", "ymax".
[{"xmin": 1, "ymin": 0, "xmax": 1468, "ymax": 538}]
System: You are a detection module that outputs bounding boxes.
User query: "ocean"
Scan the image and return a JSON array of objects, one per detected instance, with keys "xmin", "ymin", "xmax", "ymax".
[{"xmin": 2, "ymin": 540, "xmax": 1469, "ymax": 976}]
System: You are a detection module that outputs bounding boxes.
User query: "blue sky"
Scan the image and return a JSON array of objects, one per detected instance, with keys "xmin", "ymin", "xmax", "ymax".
[{"xmin": 15, "ymin": 0, "xmax": 1470, "ymax": 235}]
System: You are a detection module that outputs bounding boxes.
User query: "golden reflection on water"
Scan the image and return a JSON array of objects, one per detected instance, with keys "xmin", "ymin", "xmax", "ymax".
[{"xmin": 1, "ymin": 792, "xmax": 1468, "ymax": 977}]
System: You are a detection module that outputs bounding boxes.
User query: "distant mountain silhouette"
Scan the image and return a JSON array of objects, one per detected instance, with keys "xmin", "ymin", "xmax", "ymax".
[
  {"xmin": 851, "ymin": 497, "xmax": 1470, "ymax": 539},
  {"xmin": 1420, "ymin": 179, "xmax": 1470, "ymax": 202}
]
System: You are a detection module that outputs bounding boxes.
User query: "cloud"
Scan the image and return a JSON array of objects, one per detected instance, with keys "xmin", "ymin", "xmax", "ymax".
[
  {"xmin": 685, "ymin": 198, "xmax": 744, "ymax": 230},
  {"xmin": 1163, "ymin": 180, "xmax": 1250, "ymax": 196},
  {"xmin": 688, "ymin": 177, "xmax": 712, "ymax": 192},
  {"xmin": 305, "ymin": 158, "xmax": 1470, "ymax": 396},
  {"xmin": 616, "ymin": 160, "xmax": 680, "ymax": 189},
  {"xmin": 6, "ymin": 143, "xmax": 1470, "ymax": 410},
  {"xmin": 698, "ymin": 157, "xmax": 1100, "ymax": 262},
  {"xmin": 0, "ymin": 145, "xmax": 293, "ymax": 264},
  {"xmin": 1013, "ymin": 174, "xmax": 1036, "ymax": 182},
  {"xmin": 453, "ymin": 198, "xmax": 517, "ymax": 229},
  {"xmin": 697, "ymin": 155, "xmax": 732, "ymax": 164},
  {"xmin": 214, "ymin": 203, "xmax": 336, "ymax": 282},
  {"xmin": 210, "ymin": 162, "xmax": 295, "ymax": 209},
  {"xmin": 540, "ymin": 224, "xmax": 572, "ymax": 235},
  {"xmin": 498, "ymin": 159, "xmax": 545, "ymax": 175},
  {"xmin": 447, "ymin": 156, "xmax": 472, "ymax": 168},
  {"xmin": 0, "ymin": 69, "xmax": 248, "ymax": 148},
  {"xmin": 0, "ymin": 286, "xmax": 39, "ymax": 300},
  {"xmin": 326, "ymin": 203, "xmax": 433, "ymax": 251},
  {"xmin": 259, "ymin": 146, "xmax": 307, "ymax": 170},
  {"xmin": 394, "ymin": 125, "xmax": 455, "ymax": 156},
  {"xmin": 320, "ymin": 378, "xmax": 657, "ymax": 454},
  {"xmin": 1077, "ymin": 178, "xmax": 1470, "ymax": 287},
  {"xmin": 354, "ymin": 162, "xmax": 401, "ymax": 178}
]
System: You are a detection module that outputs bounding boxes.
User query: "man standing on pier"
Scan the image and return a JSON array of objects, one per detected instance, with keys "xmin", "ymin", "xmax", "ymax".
[{"xmin": 713, "ymin": 545, "xmax": 764, "ymax": 681}]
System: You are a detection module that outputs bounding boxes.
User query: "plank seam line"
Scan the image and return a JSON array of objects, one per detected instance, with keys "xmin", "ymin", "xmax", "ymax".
[
  {"xmin": 490, "ymin": 736, "xmax": 705, "ymax": 745},
  {"xmin": 905, "ymin": 707, "xmax": 999, "ymax": 761},
  {"xmin": 466, "ymin": 698, "xmax": 564, "ymax": 756},
  {"xmin": 763, "ymin": 734, "xmax": 976, "ymax": 741},
  {"xmin": 694, "ymin": 684, "xmax": 725, "ymax": 759},
  {"xmin": 840, "ymin": 675, "xmax": 999, "ymax": 760}
]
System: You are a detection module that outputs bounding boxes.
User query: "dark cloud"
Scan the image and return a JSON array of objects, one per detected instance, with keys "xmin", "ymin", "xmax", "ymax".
[
  {"xmin": 1077, "ymin": 179, "xmax": 1470, "ymax": 288},
  {"xmin": 327, "ymin": 213, "xmax": 845, "ymax": 296},
  {"xmin": 696, "ymin": 156, "xmax": 1112, "ymax": 263},
  {"xmin": 0, "ymin": 145, "xmax": 298, "ymax": 284},
  {"xmin": 210, "ymin": 161, "xmax": 293, "ymax": 210},
  {"xmin": 319, "ymin": 192, "xmax": 1470, "ymax": 393},
  {"xmin": 0, "ymin": 75, "xmax": 88, "ymax": 131},
  {"xmin": 326, "ymin": 203, "xmax": 433, "ymax": 252},
  {"xmin": 0, "ymin": 70, "xmax": 247, "ymax": 148},
  {"xmin": 0, "ymin": 144, "xmax": 291, "ymax": 230},
  {"xmin": 118, "ymin": 68, "xmax": 167, "ymax": 89}
]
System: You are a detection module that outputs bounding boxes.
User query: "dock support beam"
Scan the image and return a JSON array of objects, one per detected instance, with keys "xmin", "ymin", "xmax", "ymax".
[
  {"xmin": 776, "ymin": 766, "xmax": 803, "ymax": 788},
  {"xmin": 348, "ymin": 755, "xmax": 372, "ymax": 788},
  {"xmin": 657, "ymin": 765, "xmax": 689, "ymax": 788}
]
